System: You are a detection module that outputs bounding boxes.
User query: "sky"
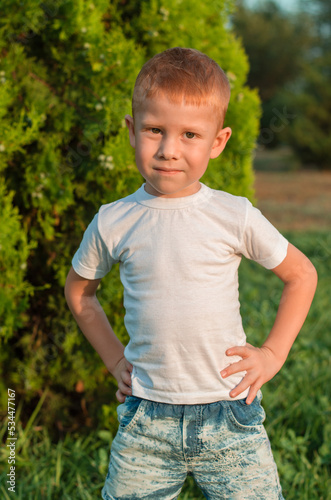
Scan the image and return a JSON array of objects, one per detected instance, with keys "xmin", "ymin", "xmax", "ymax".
[{"xmin": 244, "ymin": 0, "xmax": 301, "ymax": 12}]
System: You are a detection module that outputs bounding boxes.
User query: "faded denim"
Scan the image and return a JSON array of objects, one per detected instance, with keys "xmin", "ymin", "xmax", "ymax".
[{"xmin": 101, "ymin": 392, "xmax": 284, "ymax": 499}]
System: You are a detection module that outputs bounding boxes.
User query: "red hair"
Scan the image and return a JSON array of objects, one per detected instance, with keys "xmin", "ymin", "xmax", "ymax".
[{"xmin": 132, "ymin": 47, "xmax": 231, "ymax": 127}]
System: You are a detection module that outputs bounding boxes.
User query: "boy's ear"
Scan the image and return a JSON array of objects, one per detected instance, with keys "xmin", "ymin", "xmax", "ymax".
[
  {"xmin": 210, "ymin": 127, "xmax": 232, "ymax": 159},
  {"xmin": 125, "ymin": 114, "xmax": 136, "ymax": 148}
]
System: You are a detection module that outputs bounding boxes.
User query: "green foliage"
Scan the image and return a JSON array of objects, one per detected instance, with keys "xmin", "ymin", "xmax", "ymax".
[
  {"xmin": 285, "ymin": 61, "xmax": 331, "ymax": 169},
  {"xmin": 0, "ymin": 186, "xmax": 35, "ymax": 398},
  {"xmin": 232, "ymin": 0, "xmax": 313, "ymax": 149},
  {"xmin": 0, "ymin": 0, "xmax": 259, "ymax": 432},
  {"xmin": 232, "ymin": 1, "xmax": 312, "ymax": 102},
  {"xmin": 0, "ymin": 186, "xmax": 34, "ymax": 339},
  {"xmin": 284, "ymin": 0, "xmax": 331, "ymax": 167},
  {"xmin": 232, "ymin": 0, "xmax": 331, "ymax": 166}
]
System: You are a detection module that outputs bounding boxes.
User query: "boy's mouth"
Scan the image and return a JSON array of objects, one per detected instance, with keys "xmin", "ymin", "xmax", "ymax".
[{"xmin": 153, "ymin": 167, "xmax": 182, "ymax": 175}]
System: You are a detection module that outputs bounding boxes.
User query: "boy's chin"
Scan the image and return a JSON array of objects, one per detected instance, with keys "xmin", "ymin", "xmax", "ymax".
[{"xmin": 143, "ymin": 180, "xmax": 201, "ymax": 198}]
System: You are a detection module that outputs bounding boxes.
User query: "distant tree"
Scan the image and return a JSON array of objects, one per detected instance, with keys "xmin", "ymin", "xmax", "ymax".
[
  {"xmin": 232, "ymin": 0, "xmax": 312, "ymax": 102},
  {"xmin": 285, "ymin": 0, "xmax": 331, "ymax": 168},
  {"xmin": 232, "ymin": 0, "xmax": 313, "ymax": 148}
]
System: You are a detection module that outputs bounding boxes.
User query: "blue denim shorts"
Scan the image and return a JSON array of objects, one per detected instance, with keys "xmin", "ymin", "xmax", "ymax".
[{"xmin": 101, "ymin": 392, "xmax": 284, "ymax": 499}]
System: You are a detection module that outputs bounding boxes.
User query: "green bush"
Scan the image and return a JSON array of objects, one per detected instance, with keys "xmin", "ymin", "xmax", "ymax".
[
  {"xmin": 0, "ymin": 0, "xmax": 260, "ymax": 433},
  {"xmin": 0, "ymin": 185, "xmax": 35, "ymax": 397}
]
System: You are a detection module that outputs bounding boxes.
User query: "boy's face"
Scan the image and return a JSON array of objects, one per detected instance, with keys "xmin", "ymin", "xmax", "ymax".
[{"xmin": 125, "ymin": 94, "xmax": 231, "ymax": 198}]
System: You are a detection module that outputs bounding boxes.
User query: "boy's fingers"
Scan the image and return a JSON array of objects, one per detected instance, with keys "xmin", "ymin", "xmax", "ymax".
[
  {"xmin": 116, "ymin": 389, "xmax": 126, "ymax": 403},
  {"xmin": 118, "ymin": 379, "xmax": 132, "ymax": 395},
  {"xmin": 245, "ymin": 386, "xmax": 259, "ymax": 405},
  {"xmin": 121, "ymin": 370, "xmax": 132, "ymax": 386},
  {"xmin": 125, "ymin": 360, "xmax": 133, "ymax": 372},
  {"xmin": 226, "ymin": 345, "xmax": 251, "ymax": 357},
  {"xmin": 231, "ymin": 372, "xmax": 263, "ymax": 400},
  {"xmin": 221, "ymin": 360, "xmax": 247, "ymax": 378},
  {"xmin": 229, "ymin": 378, "xmax": 252, "ymax": 398},
  {"xmin": 246, "ymin": 381, "xmax": 263, "ymax": 404}
]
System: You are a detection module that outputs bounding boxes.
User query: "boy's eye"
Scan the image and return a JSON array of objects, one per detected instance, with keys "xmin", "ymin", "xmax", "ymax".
[
  {"xmin": 151, "ymin": 128, "xmax": 161, "ymax": 134},
  {"xmin": 185, "ymin": 132, "xmax": 195, "ymax": 139}
]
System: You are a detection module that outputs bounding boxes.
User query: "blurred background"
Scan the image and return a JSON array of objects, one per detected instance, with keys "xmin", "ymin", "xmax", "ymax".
[
  {"xmin": 0, "ymin": 1, "xmax": 330, "ymax": 498},
  {"xmin": 235, "ymin": 0, "xmax": 331, "ymax": 233}
]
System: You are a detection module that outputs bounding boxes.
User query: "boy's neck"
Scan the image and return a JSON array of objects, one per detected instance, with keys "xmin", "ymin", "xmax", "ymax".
[{"xmin": 143, "ymin": 180, "xmax": 202, "ymax": 198}]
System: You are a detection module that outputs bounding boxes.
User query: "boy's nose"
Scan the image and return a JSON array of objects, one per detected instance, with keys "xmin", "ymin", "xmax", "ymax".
[{"xmin": 157, "ymin": 136, "xmax": 180, "ymax": 160}]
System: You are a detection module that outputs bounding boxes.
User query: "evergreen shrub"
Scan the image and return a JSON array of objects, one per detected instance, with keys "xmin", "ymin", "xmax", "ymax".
[{"xmin": 0, "ymin": 0, "xmax": 260, "ymax": 434}]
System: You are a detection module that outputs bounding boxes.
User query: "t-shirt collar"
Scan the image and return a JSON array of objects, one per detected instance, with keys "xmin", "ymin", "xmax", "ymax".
[{"xmin": 134, "ymin": 182, "xmax": 211, "ymax": 209}]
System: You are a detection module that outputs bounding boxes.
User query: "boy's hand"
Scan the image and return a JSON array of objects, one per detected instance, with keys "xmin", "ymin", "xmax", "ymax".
[
  {"xmin": 220, "ymin": 244, "xmax": 317, "ymax": 406},
  {"xmin": 220, "ymin": 343, "xmax": 284, "ymax": 405},
  {"xmin": 112, "ymin": 356, "xmax": 133, "ymax": 403}
]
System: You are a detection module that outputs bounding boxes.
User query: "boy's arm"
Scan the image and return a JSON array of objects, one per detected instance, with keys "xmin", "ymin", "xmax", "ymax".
[
  {"xmin": 221, "ymin": 243, "xmax": 318, "ymax": 404},
  {"xmin": 64, "ymin": 267, "xmax": 133, "ymax": 402}
]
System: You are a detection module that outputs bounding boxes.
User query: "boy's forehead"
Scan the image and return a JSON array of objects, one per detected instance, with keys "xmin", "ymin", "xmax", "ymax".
[
  {"xmin": 136, "ymin": 88, "xmax": 223, "ymax": 110},
  {"xmin": 135, "ymin": 94, "xmax": 220, "ymax": 128}
]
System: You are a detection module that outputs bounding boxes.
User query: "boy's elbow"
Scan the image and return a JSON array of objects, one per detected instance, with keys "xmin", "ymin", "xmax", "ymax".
[
  {"xmin": 308, "ymin": 260, "xmax": 318, "ymax": 290},
  {"xmin": 300, "ymin": 257, "xmax": 318, "ymax": 298}
]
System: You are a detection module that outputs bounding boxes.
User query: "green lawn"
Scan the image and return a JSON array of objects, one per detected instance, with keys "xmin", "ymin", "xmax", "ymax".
[{"xmin": 1, "ymin": 231, "xmax": 330, "ymax": 499}]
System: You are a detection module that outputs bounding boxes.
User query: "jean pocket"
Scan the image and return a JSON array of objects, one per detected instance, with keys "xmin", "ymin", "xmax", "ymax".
[
  {"xmin": 225, "ymin": 396, "xmax": 266, "ymax": 431},
  {"xmin": 117, "ymin": 396, "xmax": 144, "ymax": 432}
]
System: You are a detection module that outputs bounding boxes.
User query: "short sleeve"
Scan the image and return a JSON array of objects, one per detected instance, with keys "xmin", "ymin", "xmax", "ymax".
[
  {"xmin": 238, "ymin": 201, "xmax": 288, "ymax": 269},
  {"xmin": 72, "ymin": 213, "xmax": 117, "ymax": 279}
]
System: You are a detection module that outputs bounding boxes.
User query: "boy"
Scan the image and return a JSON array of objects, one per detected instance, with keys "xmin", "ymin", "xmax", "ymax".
[{"xmin": 65, "ymin": 48, "xmax": 317, "ymax": 499}]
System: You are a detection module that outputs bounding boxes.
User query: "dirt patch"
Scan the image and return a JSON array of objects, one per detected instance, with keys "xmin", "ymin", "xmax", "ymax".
[{"xmin": 254, "ymin": 170, "xmax": 331, "ymax": 231}]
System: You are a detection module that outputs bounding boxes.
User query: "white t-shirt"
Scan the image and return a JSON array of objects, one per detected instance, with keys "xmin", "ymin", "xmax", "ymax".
[{"xmin": 72, "ymin": 183, "xmax": 288, "ymax": 404}]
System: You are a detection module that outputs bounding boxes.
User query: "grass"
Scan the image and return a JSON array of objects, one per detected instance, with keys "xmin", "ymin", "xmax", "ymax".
[
  {"xmin": 1, "ymin": 231, "xmax": 330, "ymax": 499},
  {"xmin": 0, "ymin": 397, "xmax": 110, "ymax": 499},
  {"xmin": 237, "ymin": 231, "xmax": 331, "ymax": 500}
]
